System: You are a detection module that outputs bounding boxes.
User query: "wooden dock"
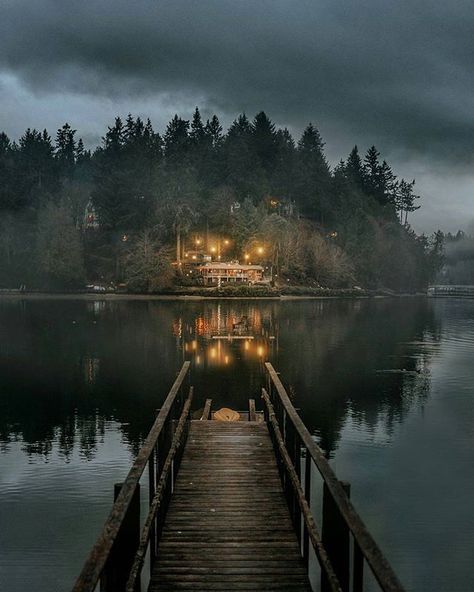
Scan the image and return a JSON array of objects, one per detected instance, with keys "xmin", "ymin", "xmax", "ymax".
[
  {"xmin": 150, "ymin": 421, "xmax": 311, "ymax": 591},
  {"xmin": 73, "ymin": 362, "xmax": 405, "ymax": 592}
]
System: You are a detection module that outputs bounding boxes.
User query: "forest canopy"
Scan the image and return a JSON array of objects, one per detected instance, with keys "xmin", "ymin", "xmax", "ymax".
[{"xmin": 0, "ymin": 109, "xmax": 443, "ymax": 291}]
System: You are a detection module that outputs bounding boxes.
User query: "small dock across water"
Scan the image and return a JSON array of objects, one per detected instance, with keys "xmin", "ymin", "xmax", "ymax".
[{"xmin": 73, "ymin": 362, "xmax": 405, "ymax": 592}]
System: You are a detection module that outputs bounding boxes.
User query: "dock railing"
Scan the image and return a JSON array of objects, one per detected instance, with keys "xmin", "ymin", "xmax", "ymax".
[
  {"xmin": 72, "ymin": 361, "xmax": 192, "ymax": 592},
  {"xmin": 263, "ymin": 362, "xmax": 405, "ymax": 592}
]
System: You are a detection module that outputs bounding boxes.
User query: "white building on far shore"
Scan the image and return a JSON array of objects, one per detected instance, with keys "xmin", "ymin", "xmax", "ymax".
[{"xmin": 197, "ymin": 262, "xmax": 264, "ymax": 285}]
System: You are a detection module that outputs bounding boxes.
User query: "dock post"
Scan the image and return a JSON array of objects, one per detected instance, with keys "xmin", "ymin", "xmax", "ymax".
[
  {"xmin": 303, "ymin": 451, "xmax": 311, "ymax": 567},
  {"xmin": 100, "ymin": 483, "xmax": 140, "ymax": 592},
  {"xmin": 321, "ymin": 480, "xmax": 351, "ymax": 592}
]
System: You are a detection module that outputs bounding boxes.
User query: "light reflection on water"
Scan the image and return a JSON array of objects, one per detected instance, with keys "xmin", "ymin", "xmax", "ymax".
[{"xmin": 0, "ymin": 297, "xmax": 473, "ymax": 591}]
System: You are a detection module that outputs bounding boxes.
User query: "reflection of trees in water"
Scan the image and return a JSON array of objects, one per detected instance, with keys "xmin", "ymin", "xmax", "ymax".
[
  {"xmin": 0, "ymin": 299, "xmax": 181, "ymax": 459},
  {"xmin": 16, "ymin": 413, "xmax": 107, "ymax": 461},
  {"xmin": 0, "ymin": 298, "xmax": 441, "ymax": 461},
  {"xmin": 276, "ymin": 300, "xmax": 441, "ymax": 456}
]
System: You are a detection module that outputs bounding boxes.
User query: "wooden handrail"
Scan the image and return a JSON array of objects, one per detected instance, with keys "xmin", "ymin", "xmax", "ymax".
[
  {"xmin": 126, "ymin": 387, "xmax": 194, "ymax": 591},
  {"xmin": 265, "ymin": 362, "xmax": 405, "ymax": 592},
  {"xmin": 72, "ymin": 362, "xmax": 191, "ymax": 592},
  {"xmin": 262, "ymin": 388, "xmax": 342, "ymax": 592}
]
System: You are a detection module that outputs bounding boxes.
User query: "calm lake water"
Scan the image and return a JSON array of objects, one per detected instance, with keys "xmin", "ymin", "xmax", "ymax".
[{"xmin": 0, "ymin": 296, "xmax": 473, "ymax": 592}]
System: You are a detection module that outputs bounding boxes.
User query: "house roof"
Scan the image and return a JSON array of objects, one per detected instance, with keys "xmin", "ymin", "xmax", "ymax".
[{"xmin": 197, "ymin": 262, "xmax": 264, "ymax": 271}]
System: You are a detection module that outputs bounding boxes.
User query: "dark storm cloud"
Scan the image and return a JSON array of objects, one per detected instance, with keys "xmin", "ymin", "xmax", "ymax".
[{"xmin": 0, "ymin": 0, "xmax": 473, "ymax": 162}]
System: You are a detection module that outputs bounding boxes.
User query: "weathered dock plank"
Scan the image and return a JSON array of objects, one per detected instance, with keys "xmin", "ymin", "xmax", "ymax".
[{"xmin": 149, "ymin": 420, "xmax": 311, "ymax": 592}]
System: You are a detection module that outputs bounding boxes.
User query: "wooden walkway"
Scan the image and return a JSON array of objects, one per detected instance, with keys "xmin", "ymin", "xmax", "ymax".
[
  {"xmin": 149, "ymin": 420, "xmax": 311, "ymax": 591},
  {"xmin": 73, "ymin": 363, "xmax": 405, "ymax": 592}
]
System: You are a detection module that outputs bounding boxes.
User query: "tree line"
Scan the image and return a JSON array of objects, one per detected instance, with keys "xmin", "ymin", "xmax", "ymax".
[{"xmin": 0, "ymin": 109, "xmax": 443, "ymax": 291}]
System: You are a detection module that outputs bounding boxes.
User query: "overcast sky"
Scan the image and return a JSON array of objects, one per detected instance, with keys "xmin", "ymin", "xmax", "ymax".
[{"xmin": 0, "ymin": 0, "xmax": 472, "ymax": 233}]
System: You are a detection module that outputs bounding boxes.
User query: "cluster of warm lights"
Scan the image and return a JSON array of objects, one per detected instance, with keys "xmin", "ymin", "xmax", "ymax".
[
  {"xmin": 185, "ymin": 336, "xmax": 266, "ymax": 366},
  {"xmin": 243, "ymin": 245, "xmax": 265, "ymax": 263},
  {"xmin": 188, "ymin": 237, "xmax": 270, "ymax": 264}
]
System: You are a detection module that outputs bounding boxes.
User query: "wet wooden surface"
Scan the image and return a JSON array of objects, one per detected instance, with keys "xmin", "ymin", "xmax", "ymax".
[{"xmin": 149, "ymin": 421, "xmax": 311, "ymax": 591}]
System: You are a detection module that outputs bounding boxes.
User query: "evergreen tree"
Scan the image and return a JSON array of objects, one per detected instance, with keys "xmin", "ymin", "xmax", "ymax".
[
  {"xmin": 92, "ymin": 117, "xmax": 133, "ymax": 229},
  {"xmin": 295, "ymin": 123, "xmax": 331, "ymax": 221},
  {"xmin": 379, "ymin": 160, "xmax": 397, "ymax": 206},
  {"xmin": 223, "ymin": 114, "xmax": 264, "ymax": 200},
  {"xmin": 0, "ymin": 133, "xmax": 18, "ymax": 209},
  {"xmin": 55, "ymin": 123, "xmax": 77, "ymax": 179},
  {"xmin": 204, "ymin": 115, "xmax": 223, "ymax": 149},
  {"xmin": 346, "ymin": 146, "xmax": 364, "ymax": 188},
  {"xmin": 251, "ymin": 111, "xmax": 277, "ymax": 170},
  {"xmin": 362, "ymin": 146, "xmax": 396, "ymax": 207},
  {"xmin": 104, "ymin": 117, "xmax": 125, "ymax": 152},
  {"xmin": 396, "ymin": 179, "xmax": 420, "ymax": 224},
  {"xmin": 164, "ymin": 115, "xmax": 190, "ymax": 161},
  {"xmin": 144, "ymin": 118, "xmax": 163, "ymax": 160},
  {"xmin": 363, "ymin": 145, "xmax": 381, "ymax": 197},
  {"xmin": 18, "ymin": 128, "xmax": 57, "ymax": 205},
  {"xmin": 272, "ymin": 128, "xmax": 296, "ymax": 201},
  {"xmin": 75, "ymin": 138, "xmax": 85, "ymax": 161},
  {"xmin": 190, "ymin": 107, "xmax": 205, "ymax": 145}
]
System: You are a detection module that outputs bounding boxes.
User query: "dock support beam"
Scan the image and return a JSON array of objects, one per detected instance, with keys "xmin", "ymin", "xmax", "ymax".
[
  {"xmin": 100, "ymin": 483, "xmax": 140, "ymax": 592},
  {"xmin": 321, "ymin": 480, "xmax": 351, "ymax": 592},
  {"xmin": 249, "ymin": 399, "xmax": 257, "ymax": 421}
]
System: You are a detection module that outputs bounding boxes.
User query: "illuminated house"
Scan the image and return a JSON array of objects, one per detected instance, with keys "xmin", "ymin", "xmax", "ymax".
[{"xmin": 197, "ymin": 262, "xmax": 264, "ymax": 285}]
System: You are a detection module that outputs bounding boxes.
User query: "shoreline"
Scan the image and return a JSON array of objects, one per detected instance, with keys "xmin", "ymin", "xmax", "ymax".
[{"xmin": 0, "ymin": 291, "xmax": 427, "ymax": 301}]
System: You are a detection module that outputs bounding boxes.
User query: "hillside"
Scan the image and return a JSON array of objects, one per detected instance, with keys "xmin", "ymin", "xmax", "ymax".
[{"xmin": 0, "ymin": 110, "xmax": 443, "ymax": 292}]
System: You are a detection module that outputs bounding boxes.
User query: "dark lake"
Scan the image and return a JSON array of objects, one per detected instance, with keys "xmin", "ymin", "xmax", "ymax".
[{"xmin": 0, "ymin": 296, "xmax": 473, "ymax": 591}]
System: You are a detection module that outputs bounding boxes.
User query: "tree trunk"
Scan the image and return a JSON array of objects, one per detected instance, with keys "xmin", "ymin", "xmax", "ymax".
[{"xmin": 176, "ymin": 228, "xmax": 182, "ymax": 274}]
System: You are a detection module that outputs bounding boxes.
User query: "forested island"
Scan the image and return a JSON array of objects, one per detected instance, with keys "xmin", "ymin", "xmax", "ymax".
[{"xmin": 0, "ymin": 109, "xmax": 444, "ymax": 294}]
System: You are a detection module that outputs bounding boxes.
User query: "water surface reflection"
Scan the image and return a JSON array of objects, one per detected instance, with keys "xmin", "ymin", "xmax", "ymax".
[{"xmin": 1, "ymin": 297, "xmax": 472, "ymax": 592}]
